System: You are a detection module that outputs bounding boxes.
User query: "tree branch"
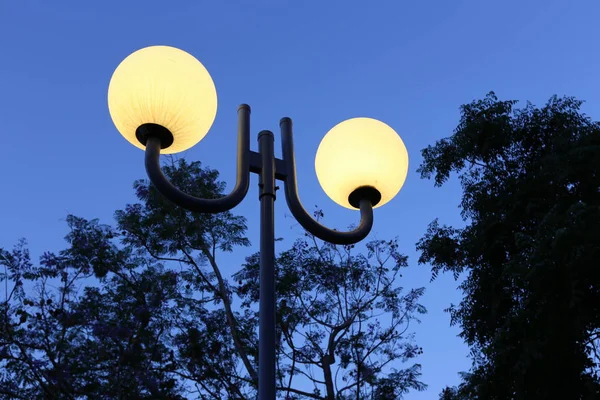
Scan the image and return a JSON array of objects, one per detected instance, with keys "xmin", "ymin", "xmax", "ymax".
[{"xmin": 199, "ymin": 246, "xmax": 258, "ymax": 383}]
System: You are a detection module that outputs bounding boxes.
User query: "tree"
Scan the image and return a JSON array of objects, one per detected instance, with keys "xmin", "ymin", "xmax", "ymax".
[
  {"xmin": 1, "ymin": 157, "xmax": 426, "ymax": 399},
  {"xmin": 417, "ymin": 92, "xmax": 600, "ymax": 399},
  {"xmin": 235, "ymin": 222, "xmax": 427, "ymax": 399}
]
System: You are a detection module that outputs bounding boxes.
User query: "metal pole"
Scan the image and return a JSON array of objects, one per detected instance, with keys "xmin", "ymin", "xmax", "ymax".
[{"xmin": 258, "ymin": 130, "xmax": 276, "ymax": 400}]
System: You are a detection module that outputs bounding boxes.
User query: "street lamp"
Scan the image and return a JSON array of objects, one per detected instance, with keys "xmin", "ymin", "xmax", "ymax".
[{"xmin": 108, "ymin": 45, "xmax": 409, "ymax": 400}]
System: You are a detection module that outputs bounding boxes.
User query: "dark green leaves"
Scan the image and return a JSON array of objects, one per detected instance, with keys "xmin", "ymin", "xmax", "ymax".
[{"xmin": 418, "ymin": 92, "xmax": 600, "ymax": 399}]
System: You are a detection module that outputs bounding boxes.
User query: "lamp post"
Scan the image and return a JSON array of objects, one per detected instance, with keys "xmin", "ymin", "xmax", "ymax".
[{"xmin": 107, "ymin": 45, "xmax": 409, "ymax": 400}]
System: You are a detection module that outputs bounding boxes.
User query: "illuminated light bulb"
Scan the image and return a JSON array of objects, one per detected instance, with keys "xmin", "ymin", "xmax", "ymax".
[
  {"xmin": 108, "ymin": 45, "xmax": 217, "ymax": 154},
  {"xmin": 315, "ymin": 117, "xmax": 408, "ymax": 209}
]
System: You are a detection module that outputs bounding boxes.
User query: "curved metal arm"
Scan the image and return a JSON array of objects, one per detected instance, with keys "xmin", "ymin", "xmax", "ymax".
[
  {"xmin": 144, "ymin": 104, "xmax": 251, "ymax": 214},
  {"xmin": 279, "ymin": 117, "xmax": 374, "ymax": 245}
]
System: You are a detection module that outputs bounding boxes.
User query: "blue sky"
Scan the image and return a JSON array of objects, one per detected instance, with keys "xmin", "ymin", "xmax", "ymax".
[{"xmin": 1, "ymin": 0, "xmax": 600, "ymax": 397}]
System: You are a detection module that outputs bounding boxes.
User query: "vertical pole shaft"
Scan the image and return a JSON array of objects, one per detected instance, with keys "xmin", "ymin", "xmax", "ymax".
[{"xmin": 258, "ymin": 130, "xmax": 276, "ymax": 400}]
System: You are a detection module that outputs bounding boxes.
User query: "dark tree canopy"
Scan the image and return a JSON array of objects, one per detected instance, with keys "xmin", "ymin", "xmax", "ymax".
[
  {"xmin": 418, "ymin": 92, "xmax": 600, "ymax": 399},
  {"xmin": 0, "ymin": 158, "xmax": 426, "ymax": 399}
]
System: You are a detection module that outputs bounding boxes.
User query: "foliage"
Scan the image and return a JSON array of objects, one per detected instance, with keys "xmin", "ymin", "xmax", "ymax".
[
  {"xmin": 235, "ymin": 227, "xmax": 427, "ymax": 399},
  {"xmin": 417, "ymin": 92, "xmax": 600, "ymax": 399},
  {"xmin": 1, "ymin": 158, "xmax": 426, "ymax": 399}
]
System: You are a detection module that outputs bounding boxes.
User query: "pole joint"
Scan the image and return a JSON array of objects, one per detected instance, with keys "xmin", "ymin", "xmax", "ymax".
[{"xmin": 258, "ymin": 130, "xmax": 277, "ymax": 200}]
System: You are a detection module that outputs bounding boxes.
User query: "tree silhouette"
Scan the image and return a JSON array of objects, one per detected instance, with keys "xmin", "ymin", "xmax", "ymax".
[
  {"xmin": 418, "ymin": 92, "xmax": 600, "ymax": 399},
  {"xmin": 1, "ymin": 158, "xmax": 426, "ymax": 399}
]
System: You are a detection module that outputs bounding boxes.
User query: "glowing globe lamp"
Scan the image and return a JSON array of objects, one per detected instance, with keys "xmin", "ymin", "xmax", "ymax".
[
  {"xmin": 107, "ymin": 45, "xmax": 217, "ymax": 154},
  {"xmin": 315, "ymin": 117, "xmax": 409, "ymax": 209}
]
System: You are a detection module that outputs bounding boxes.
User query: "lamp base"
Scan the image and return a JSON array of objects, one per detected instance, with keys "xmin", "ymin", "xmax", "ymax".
[
  {"xmin": 136, "ymin": 123, "xmax": 174, "ymax": 149},
  {"xmin": 348, "ymin": 186, "xmax": 381, "ymax": 209}
]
